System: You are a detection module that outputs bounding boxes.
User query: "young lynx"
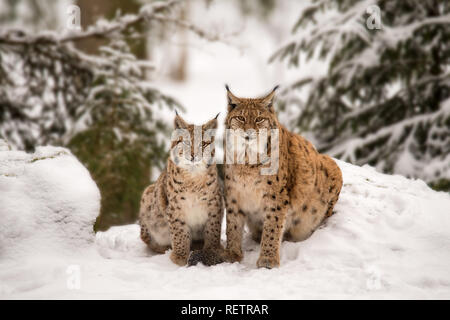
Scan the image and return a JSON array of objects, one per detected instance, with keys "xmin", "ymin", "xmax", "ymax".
[
  {"xmin": 139, "ymin": 113, "xmax": 223, "ymax": 266},
  {"xmin": 223, "ymin": 85, "xmax": 343, "ymax": 269}
]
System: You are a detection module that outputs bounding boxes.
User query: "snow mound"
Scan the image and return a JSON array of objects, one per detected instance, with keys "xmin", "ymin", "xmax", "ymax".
[
  {"xmin": 0, "ymin": 146, "xmax": 100, "ymax": 260},
  {"xmin": 93, "ymin": 160, "xmax": 450, "ymax": 299}
]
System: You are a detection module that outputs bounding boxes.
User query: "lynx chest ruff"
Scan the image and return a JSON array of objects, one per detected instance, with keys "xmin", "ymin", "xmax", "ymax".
[
  {"xmin": 228, "ymin": 175, "xmax": 265, "ymax": 217},
  {"xmin": 182, "ymin": 193, "xmax": 209, "ymax": 229}
]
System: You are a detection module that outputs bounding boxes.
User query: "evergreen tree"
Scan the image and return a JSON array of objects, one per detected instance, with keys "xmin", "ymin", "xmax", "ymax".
[
  {"xmin": 272, "ymin": 0, "xmax": 450, "ymax": 191},
  {"xmin": 68, "ymin": 39, "xmax": 179, "ymax": 231}
]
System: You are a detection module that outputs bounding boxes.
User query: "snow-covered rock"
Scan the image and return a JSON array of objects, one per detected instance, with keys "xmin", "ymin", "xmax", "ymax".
[
  {"xmin": 0, "ymin": 150, "xmax": 449, "ymax": 299},
  {"xmin": 0, "ymin": 146, "xmax": 100, "ymax": 297},
  {"xmin": 0, "ymin": 146, "xmax": 100, "ymax": 259}
]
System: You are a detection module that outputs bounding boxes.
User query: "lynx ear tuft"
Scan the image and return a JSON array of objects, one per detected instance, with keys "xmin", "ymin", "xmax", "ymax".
[
  {"xmin": 214, "ymin": 112, "xmax": 220, "ymax": 119},
  {"xmin": 261, "ymin": 85, "xmax": 279, "ymax": 111},
  {"xmin": 174, "ymin": 112, "xmax": 189, "ymax": 129},
  {"xmin": 226, "ymin": 85, "xmax": 240, "ymax": 110},
  {"xmin": 204, "ymin": 116, "xmax": 218, "ymax": 130}
]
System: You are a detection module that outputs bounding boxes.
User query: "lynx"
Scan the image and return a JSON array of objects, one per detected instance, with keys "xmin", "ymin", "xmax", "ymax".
[
  {"xmin": 139, "ymin": 113, "xmax": 224, "ymax": 266},
  {"xmin": 223, "ymin": 85, "xmax": 343, "ymax": 269}
]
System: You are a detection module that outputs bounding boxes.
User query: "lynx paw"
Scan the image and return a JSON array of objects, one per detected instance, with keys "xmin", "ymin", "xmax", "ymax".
[
  {"xmin": 256, "ymin": 256, "xmax": 280, "ymax": 269},
  {"xmin": 170, "ymin": 252, "xmax": 188, "ymax": 266},
  {"xmin": 224, "ymin": 249, "xmax": 243, "ymax": 263}
]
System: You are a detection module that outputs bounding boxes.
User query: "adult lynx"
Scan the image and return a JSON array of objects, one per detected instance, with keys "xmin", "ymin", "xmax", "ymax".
[{"xmin": 223, "ymin": 86, "xmax": 343, "ymax": 268}]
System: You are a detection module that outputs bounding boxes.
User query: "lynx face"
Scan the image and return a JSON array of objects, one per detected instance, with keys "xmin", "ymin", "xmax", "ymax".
[
  {"xmin": 170, "ymin": 113, "xmax": 218, "ymax": 172},
  {"xmin": 225, "ymin": 86, "xmax": 279, "ymax": 133},
  {"xmin": 224, "ymin": 86, "xmax": 280, "ymax": 163}
]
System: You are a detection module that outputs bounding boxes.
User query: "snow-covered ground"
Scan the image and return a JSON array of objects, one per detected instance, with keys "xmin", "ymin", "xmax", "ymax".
[{"xmin": 1, "ymin": 147, "xmax": 449, "ymax": 299}]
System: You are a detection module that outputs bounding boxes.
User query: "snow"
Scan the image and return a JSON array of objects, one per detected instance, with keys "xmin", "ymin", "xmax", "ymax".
[{"xmin": 1, "ymin": 147, "xmax": 449, "ymax": 299}]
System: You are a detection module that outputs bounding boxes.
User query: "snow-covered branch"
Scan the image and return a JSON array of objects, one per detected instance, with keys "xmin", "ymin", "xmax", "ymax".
[
  {"xmin": 341, "ymin": 71, "xmax": 450, "ymax": 122},
  {"xmin": 0, "ymin": 0, "xmax": 175, "ymax": 45},
  {"xmin": 327, "ymin": 99, "xmax": 450, "ymax": 177},
  {"xmin": 0, "ymin": 0, "xmax": 223, "ymax": 46}
]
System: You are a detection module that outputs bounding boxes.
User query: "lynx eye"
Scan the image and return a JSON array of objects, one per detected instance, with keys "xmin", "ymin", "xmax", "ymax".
[
  {"xmin": 235, "ymin": 116, "xmax": 245, "ymax": 123},
  {"xmin": 255, "ymin": 117, "xmax": 266, "ymax": 124}
]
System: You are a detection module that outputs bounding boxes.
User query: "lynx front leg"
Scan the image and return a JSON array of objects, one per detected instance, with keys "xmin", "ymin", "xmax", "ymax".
[
  {"xmin": 257, "ymin": 187, "xmax": 289, "ymax": 269},
  {"xmin": 225, "ymin": 196, "xmax": 245, "ymax": 262},
  {"xmin": 187, "ymin": 196, "xmax": 225, "ymax": 267},
  {"xmin": 167, "ymin": 206, "xmax": 191, "ymax": 266},
  {"xmin": 203, "ymin": 195, "xmax": 224, "ymax": 251}
]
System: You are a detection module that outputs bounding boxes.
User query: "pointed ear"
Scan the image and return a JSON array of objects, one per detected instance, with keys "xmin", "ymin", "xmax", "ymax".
[
  {"xmin": 260, "ymin": 85, "xmax": 279, "ymax": 112},
  {"xmin": 174, "ymin": 112, "xmax": 189, "ymax": 129},
  {"xmin": 225, "ymin": 84, "xmax": 240, "ymax": 111},
  {"xmin": 204, "ymin": 113, "xmax": 219, "ymax": 130}
]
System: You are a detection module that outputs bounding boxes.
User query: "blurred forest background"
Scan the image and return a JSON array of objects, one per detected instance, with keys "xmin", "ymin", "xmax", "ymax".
[{"xmin": 0, "ymin": 0, "xmax": 449, "ymax": 231}]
